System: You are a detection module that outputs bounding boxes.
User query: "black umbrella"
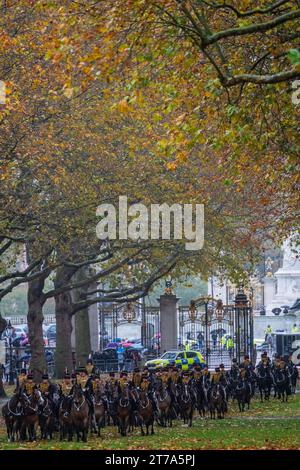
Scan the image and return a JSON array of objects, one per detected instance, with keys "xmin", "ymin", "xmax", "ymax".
[
  {"xmin": 210, "ymin": 328, "xmax": 226, "ymax": 336},
  {"xmin": 272, "ymin": 308, "xmax": 282, "ymax": 315},
  {"xmin": 281, "ymin": 305, "xmax": 290, "ymax": 314}
]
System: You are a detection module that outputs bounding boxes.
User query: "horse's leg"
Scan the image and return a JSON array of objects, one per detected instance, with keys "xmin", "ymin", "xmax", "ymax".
[
  {"xmin": 28, "ymin": 423, "xmax": 33, "ymax": 442},
  {"xmin": 189, "ymin": 408, "xmax": 193, "ymax": 427},
  {"xmin": 11, "ymin": 420, "xmax": 16, "ymax": 443},
  {"xmin": 6, "ymin": 419, "xmax": 11, "ymax": 442}
]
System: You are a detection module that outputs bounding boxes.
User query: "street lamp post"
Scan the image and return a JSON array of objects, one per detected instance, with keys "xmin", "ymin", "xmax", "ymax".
[{"xmin": 6, "ymin": 321, "xmax": 14, "ymax": 386}]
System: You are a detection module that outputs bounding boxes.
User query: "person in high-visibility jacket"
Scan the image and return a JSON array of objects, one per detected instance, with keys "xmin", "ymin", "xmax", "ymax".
[
  {"xmin": 220, "ymin": 335, "xmax": 226, "ymax": 349},
  {"xmin": 264, "ymin": 325, "xmax": 273, "ymax": 341},
  {"xmin": 226, "ymin": 337, "xmax": 234, "ymax": 357},
  {"xmin": 292, "ymin": 324, "xmax": 299, "ymax": 333}
]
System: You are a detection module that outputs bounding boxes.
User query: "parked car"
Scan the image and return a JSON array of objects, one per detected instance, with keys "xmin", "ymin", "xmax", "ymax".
[{"xmin": 145, "ymin": 350, "xmax": 205, "ymax": 370}]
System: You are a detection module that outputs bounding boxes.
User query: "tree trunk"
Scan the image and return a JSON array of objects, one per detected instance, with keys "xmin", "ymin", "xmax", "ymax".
[
  {"xmin": 27, "ymin": 277, "xmax": 47, "ymax": 383},
  {"xmin": 54, "ymin": 265, "xmax": 77, "ymax": 378},
  {"xmin": 73, "ymin": 267, "xmax": 92, "ymax": 367},
  {"xmin": 55, "ymin": 291, "xmax": 73, "ymax": 378},
  {"xmin": 0, "ymin": 313, "xmax": 7, "ymax": 397},
  {"xmin": 74, "ymin": 306, "xmax": 91, "ymax": 367},
  {"xmin": 0, "ymin": 378, "xmax": 6, "ymax": 398}
]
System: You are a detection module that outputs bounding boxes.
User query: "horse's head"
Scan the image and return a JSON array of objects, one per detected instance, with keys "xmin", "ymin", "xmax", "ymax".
[
  {"xmin": 33, "ymin": 389, "xmax": 44, "ymax": 406},
  {"xmin": 73, "ymin": 384, "xmax": 84, "ymax": 404},
  {"xmin": 212, "ymin": 384, "xmax": 220, "ymax": 398}
]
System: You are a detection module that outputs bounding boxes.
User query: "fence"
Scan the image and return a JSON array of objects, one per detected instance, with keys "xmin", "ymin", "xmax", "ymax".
[
  {"xmin": 2, "ymin": 346, "xmax": 56, "ymax": 379},
  {"xmin": 4, "ymin": 315, "xmax": 56, "ymax": 325}
]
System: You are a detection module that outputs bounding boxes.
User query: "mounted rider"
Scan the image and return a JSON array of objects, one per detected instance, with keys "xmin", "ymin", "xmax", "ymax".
[
  {"xmin": 60, "ymin": 370, "xmax": 74, "ymax": 417},
  {"xmin": 119, "ymin": 370, "xmax": 129, "ymax": 389},
  {"xmin": 106, "ymin": 371, "xmax": 116, "ymax": 389},
  {"xmin": 132, "ymin": 367, "xmax": 142, "ymax": 388},
  {"xmin": 210, "ymin": 367, "xmax": 227, "ymax": 408},
  {"xmin": 91, "ymin": 373, "xmax": 101, "ymax": 393},
  {"xmin": 77, "ymin": 366, "xmax": 96, "ymax": 427},
  {"xmin": 219, "ymin": 364, "xmax": 228, "ymax": 383},
  {"xmin": 272, "ymin": 353, "xmax": 281, "ymax": 370},
  {"xmin": 39, "ymin": 372, "xmax": 51, "ymax": 396},
  {"xmin": 16, "ymin": 367, "xmax": 27, "ymax": 391},
  {"xmin": 202, "ymin": 364, "xmax": 210, "ymax": 382},
  {"xmin": 23, "ymin": 371, "xmax": 37, "ymax": 396},
  {"xmin": 86, "ymin": 357, "xmax": 95, "ymax": 377},
  {"xmin": 259, "ymin": 352, "xmax": 271, "ymax": 368},
  {"xmin": 192, "ymin": 365, "xmax": 202, "ymax": 382},
  {"xmin": 230, "ymin": 358, "xmax": 239, "ymax": 378},
  {"xmin": 61, "ymin": 370, "xmax": 73, "ymax": 396}
]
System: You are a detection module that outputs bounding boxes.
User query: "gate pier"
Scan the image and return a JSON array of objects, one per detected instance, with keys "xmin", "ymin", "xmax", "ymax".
[{"xmin": 159, "ymin": 294, "xmax": 179, "ymax": 353}]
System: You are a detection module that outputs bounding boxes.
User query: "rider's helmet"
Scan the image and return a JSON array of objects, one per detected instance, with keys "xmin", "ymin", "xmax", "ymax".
[
  {"xmin": 219, "ymin": 364, "xmax": 225, "ymax": 369},
  {"xmin": 42, "ymin": 373, "xmax": 49, "ymax": 381}
]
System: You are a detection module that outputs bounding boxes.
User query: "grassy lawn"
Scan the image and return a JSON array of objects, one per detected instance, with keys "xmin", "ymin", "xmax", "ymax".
[{"xmin": 1, "ymin": 391, "xmax": 299, "ymax": 450}]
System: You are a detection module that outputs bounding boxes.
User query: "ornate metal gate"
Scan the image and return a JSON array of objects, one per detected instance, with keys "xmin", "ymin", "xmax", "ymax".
[
  {"xmin": 99, "ymin": 302, "xmax": 160, "ymax": 355},
  {"xmin": 178, "ymin": 289, "xmax": 254, "ymax": 368},
  {"xmin": 98, "ymin": 288, "xmax": 253, "ymax": 369}
]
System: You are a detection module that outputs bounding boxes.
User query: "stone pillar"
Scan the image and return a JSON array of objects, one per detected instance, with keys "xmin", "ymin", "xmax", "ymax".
[
  {"xmin": 159, "ymin": 294, "xmax": 179, "ymax": 353},
  {"xmin": 71, "ymin": 316, "xmax": 75, "ymax": 349},
  {"xmin": 264, "ymin": 276, "xmax": 276, "ymax": 314}
]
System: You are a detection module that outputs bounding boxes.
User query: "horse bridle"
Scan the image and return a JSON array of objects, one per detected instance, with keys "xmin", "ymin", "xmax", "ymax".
[
  {"xmin": 156, "ymin": 390, "xmax": 168, "ymax": 402},
  {"xmin": 41, "ymin": 398, "xmax": 52, "ymax": 417},
  {"xmin": 7, "ymin": 399, "xmax": 22, "ymax": 417},
  {"xmin": 73, "ymin": 396, "xmax": 86, "ymax": 411},
  {"xmin": 119, "ymin": 397, "xmax": 129, "ymax": 407},
  {"xmin": 140, "ymin": 395, "xmax": 150, "ymax": 409}
]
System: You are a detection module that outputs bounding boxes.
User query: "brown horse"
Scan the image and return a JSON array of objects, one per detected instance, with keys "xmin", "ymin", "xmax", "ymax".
[
  {"xmin": 94, "ymin": 383, "xmax": 106, "ymax": 436},
  {"xmin": 137, "ymin": 389, "xmax": 154, "ymax": 435},
  {"xmin": 155, "ymin": 383, "xmax": 172, "ymax": 427},
  {"xmin": 70, "ymin": 384, "xmax": 89, "ymax": 442},
  {"xmin": 20, "ymin": 389, "xmax": 44, "ymax": 441},
  {"xmin": 209, "ymin": 384, "xmax": 225, "ymax": 419},
  {"xmin": 2, "ymin": 390, "xmax": 22, "ymax": 442},
  {"xmin": 58, "ymin": 395, "xmax": 73, "ymax": 441},
  {"xmin": 117, "ymin": 385, "xmax": 132, "ymax": 436},
  {"xmin": 39, "ymin": 396, "xmax": 55, "ymax": 439},
  {"xmin": 177, "ymin": 383, "xmax": 194, "ymax": 427}
]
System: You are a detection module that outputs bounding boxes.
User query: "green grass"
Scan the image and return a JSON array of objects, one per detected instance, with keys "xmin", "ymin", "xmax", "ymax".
[{"xmin": 1, "ymin": 393, "xmax": 300, "ymax": 450}]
